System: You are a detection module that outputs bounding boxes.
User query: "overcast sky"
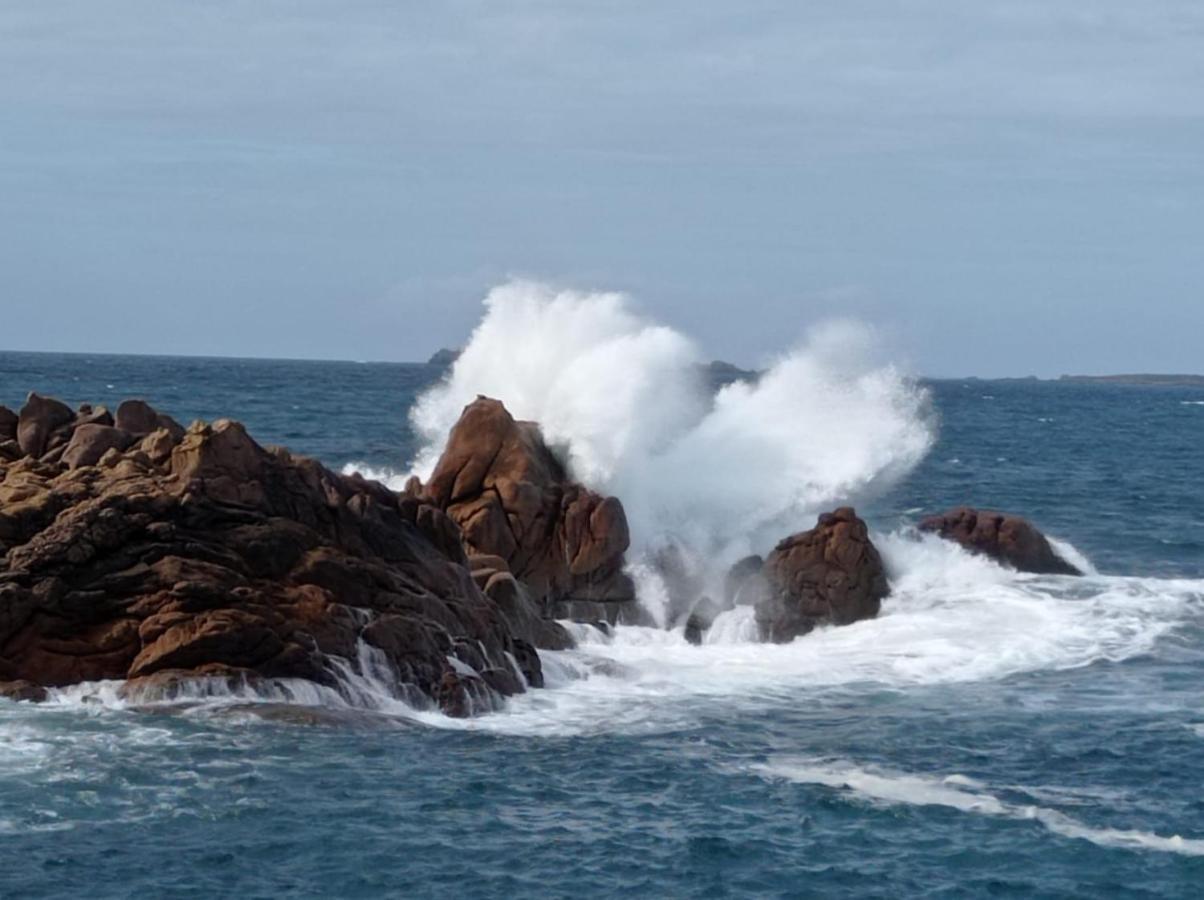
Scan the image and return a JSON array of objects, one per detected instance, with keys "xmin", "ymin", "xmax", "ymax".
[{"xmin": 2, "ymin": 1, "xmax": 1201, "ymax": 376}]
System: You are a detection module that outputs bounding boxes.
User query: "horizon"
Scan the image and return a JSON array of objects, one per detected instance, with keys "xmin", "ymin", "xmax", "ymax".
[{"xmin": 1, "ymin": 344, "xmax": 1201, "ymax": 383}]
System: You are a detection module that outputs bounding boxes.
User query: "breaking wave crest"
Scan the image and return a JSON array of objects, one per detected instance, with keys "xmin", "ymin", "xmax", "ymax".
[{"xmin": 408, "ymin": 280, "xmax": 934, "ymax": 563}]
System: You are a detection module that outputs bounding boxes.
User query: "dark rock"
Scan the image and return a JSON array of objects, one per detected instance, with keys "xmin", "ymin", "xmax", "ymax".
[
  {"xmin": 918, "ymin": 507, "xmax": 1081, "ymax": 575},
  {"xmin": 0, "ymin": 406, "xmax": 17, "ymax": 442},
  {"xmin": 0, "ymin": 679, "xmax": 48, "ymax": 702},
  {"xmin": 426, "ymin": 397, "xmax": 636, "ymax": 617},
  {"xmin": 756, "ymin": 507, "xmax": 888, "ymax": 642},
  {"xmin": 16, "ymin": 393, "xmax": 75, "ymax": 458},
  {"xmin": 684, "ymin": 614, "xmax": 706, "ymax": 646},
  {"xmin": 724, "ymin": 554, "xmax": 765, "ymax": 604},
  {"xmin": 427, "ymin": 348, "xmax": 462, "ymax": 368},
  {"xmin": 62, "ymin": 424, "xmax": 136, "ymax": 470}
]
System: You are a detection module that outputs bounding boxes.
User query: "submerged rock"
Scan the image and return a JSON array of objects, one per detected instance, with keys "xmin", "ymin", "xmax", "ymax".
[
  {"xmin": 425, "ymin": 397, "xmax": 636, "ymax": 622},
  {"xmin": 755, "ymin": 507, "xmax": 888, "ymax": 642},
  {"xmin": 918, "ymin": 507, "xmax": 1081, "ymax": 575},
  {"xmin": 0, "ymin": 395, "xmax": 557, "ymax": 716}
]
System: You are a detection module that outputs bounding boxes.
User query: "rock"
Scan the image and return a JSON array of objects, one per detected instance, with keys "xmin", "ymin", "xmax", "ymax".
[
  {"xmin": 0, "ymin": 680, "xmax": 48, "ymax": 702},
  {"xmin": 683, "ymin": 613, "xmax": 706, "ymax": 646},
  {"xmin": 918, "ymin": 507, "xmax": 1081, "ymax": 575},
  {"xmin": 426, "ymin": 397, "xmax": 635, "ymax": 623},
  {"xmin": 756, "ymin": 507, "xmax": 888, "ymax": 642},
  {"xmin": 62, "ymin": 424, "xmax": 136, "ymax": 470},
  {"xmin": 0, "ymin": 395, "xmax": 547, "ymax": 716},
  {"xmin": 16, "ymin": 393, "xmax": 75, "ymax": 458},
  {"xmin": 115, "ymin": 399, "xmax": 185, "ymax": 439},
  {"xmin": 724, "ymin": 554, "xmax": 765, "ymax": 604},
  {"xmin": 75, "ymin": 404, "xmax": 114, "ymax": 428},
  {"xmin": 0, "ymin": 406, "xmax": 17, "ymax": 442}
]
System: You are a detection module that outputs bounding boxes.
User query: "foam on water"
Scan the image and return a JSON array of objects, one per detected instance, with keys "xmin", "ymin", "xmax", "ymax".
[
  {"xmin": 415, "ymin": 534, "xmax": 1203, "ymax": 737},
  {"xmin": 749, "ymin": 756, "xmax": 1204, "ymax": 856}
]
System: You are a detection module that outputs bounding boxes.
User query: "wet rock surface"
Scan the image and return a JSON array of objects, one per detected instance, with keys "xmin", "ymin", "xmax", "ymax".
[
  {"xmin": 424, "ymin": 397, "xmax": 636, "ymax": 622},
  {"xmin": 754, "ymin": 507, "xmax": 889, "ymax": 642},
  {"xmin": 0, "ymin": 393, "xmax": 560, "ymax": 716},
  {"xmin": 919, "ymin": 507, "xmax": 1082, "ymax": 575}
]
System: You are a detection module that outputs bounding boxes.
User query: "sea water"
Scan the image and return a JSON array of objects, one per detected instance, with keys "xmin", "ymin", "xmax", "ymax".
[{"xmin": 2, "ymin": 338, "xmax": 1203, "ymax": 897}]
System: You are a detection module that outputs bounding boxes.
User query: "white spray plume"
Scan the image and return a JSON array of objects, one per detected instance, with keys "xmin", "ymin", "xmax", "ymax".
[{"xmin": 410, "ymin": 279, "xmax": 935, "ymax": 564}]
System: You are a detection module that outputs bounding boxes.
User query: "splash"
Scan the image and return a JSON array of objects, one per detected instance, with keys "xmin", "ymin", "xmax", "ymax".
[{"xmin": 409, "ymin": 280, "xmax": 935, "ymax": 566}]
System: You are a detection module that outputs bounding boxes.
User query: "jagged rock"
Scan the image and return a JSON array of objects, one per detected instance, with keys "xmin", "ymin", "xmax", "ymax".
[
  {"xmin": 426, "ymin": 397, "xmax": 636, "ymax": 622},
  {"xmin": 918, "ymin": 507, "xmax": 1081, "ymax": 575},
  {"xmin": 756, "ymin": 507, "xmax": 888, "ymax": 642},
  {"xmin": 62, "ymin": 424, "xmax": 136, "ymax": 470},
  {"xmin": 16, "ymin": 393, "xmax": 75, "ymax": 458},
  {"xmin": 0, "ymin": 395, "xmax": 552, "ymax": 715}
]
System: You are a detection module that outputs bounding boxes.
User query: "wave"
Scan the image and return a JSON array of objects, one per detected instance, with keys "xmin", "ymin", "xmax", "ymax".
[
  {"xmin": 407, "ymin": 280, "xmax": 934, "ymax": 567},
  {"xmin": 748, "ymin": 756, "xmax": 1204, "ymax": 856}
]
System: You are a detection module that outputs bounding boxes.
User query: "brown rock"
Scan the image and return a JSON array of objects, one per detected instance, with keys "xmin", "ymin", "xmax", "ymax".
[
  {"xmin": 426, "ymin": 397, "xmax": 635, "ymax": 619},
  {"xmin": 0, "ymin": 394, "xmax": 546, "ymax": 716},
  {"xmin": 16, "ymin": 393, "xmax": 75, "ymax": 458},
  {"xmin": 918, "ymin": 507, "xmax": 1081, "ymax": 575},
  {"xmin": 756, "ymin": 507, "xmax": 888, "ymax": 642},
  {"xmin": 115, "ymin": 399, "xmax": 185, "ymax": 439},
  {"xmin": 61, "ymin": 424, "xmax": 136, "ymax": 470},
  {"xmin": 75, "ymin": 404, "xmax": 114, "ymax": 428}
]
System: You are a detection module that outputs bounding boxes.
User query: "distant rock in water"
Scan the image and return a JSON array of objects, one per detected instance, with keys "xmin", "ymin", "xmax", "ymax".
[
  {"xmin": 700, "ymin": 359, "xmax": 760, "ymax": 391},
  {"xmin": 427, "ymin": 348, "xmax": 462, "ymax": 368},
  {"xmin": 754, "ymin": 507, "xmax": 888, "ymax": 642},
  {"xmin": 918, "ymin": 507, "xmax": 1081, "ymax": 575},
  {"xmin": 424, "ymin": 396, "xmax": 637, "ymax": 624},
  {"xmin": 0, "ymin": 393, "xmax": 559, "ymax": 716}
]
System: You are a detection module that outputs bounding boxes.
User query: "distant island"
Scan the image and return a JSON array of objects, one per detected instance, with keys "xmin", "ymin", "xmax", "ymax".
[
  {"xmin": 427, "ymin": 347, "xmax": 462, "ymax": 367},
  {"xmin": 1058, "ymin": 374, "xmax": 1204, "ymax": 386}
]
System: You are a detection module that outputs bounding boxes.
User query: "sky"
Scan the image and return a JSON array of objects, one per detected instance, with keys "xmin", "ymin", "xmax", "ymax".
[{"xmin": 1, "ymin": 1, "xmax": 1202, "ymax": 377}]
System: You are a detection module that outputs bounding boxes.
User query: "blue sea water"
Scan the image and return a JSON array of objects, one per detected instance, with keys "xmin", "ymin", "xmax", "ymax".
[{"xmin": 2, "ymin": 350, "xmax": 1204, "ymax": 898}]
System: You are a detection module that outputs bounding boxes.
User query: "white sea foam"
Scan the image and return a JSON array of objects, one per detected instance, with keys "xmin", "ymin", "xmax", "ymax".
[
  {"xmin": 407, "ymin": 280, "xmax": 934, "ymax": 567},
  {"xmin": 749, "ymin": 756, "xmax": 1204, "ymax": 856}
]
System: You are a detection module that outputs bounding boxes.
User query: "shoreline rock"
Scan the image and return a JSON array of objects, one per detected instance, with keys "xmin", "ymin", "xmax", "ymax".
[
  {"xmin": 918, "ymin": 507, "xmax": 1081, "ymax": 575},
  {"xmin": 0, "ymin": 393, "xmax": 562, "ymax": 715},
  {"xmin": 424, "ymin": 397, "xmax": 636, "ymax": 625}
]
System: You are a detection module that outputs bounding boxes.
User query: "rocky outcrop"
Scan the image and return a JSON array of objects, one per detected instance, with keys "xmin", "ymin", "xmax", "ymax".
[
  {"xmin": 424, "ymin": 397, "xmax": 636, "ymax": 623},
  {"xmin": 754, "ymin": 508, "xmax": 888, "ymax": 642},
  {"xmin": 918, "ymin": 507, "xmax": 1081, "ymax": 575},
  {"xmin": 0, "ymin": 394, "xmax": 559, "ymax": 716}
]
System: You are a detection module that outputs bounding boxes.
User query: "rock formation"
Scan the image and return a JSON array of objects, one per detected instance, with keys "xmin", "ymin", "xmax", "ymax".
[
  {"xmin": 754, "ymin": 507, "xmax": 888, "ymax": 642},
  {"xmin": 0, "ymin": 393, "xmax": 560, "ymax": 715},
  {"xmin": 424, "ymin": 397, "xmax": 637, "ymax": 624},
  {"xmin": 918, "ymin": 507, "xmax": 1081, "ymax": 575}
]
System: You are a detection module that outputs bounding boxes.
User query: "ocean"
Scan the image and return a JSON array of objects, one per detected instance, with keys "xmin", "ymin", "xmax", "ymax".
[{"xmin": 2, "ymin": 347, "xmax": 1203, "ymax": 898}]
